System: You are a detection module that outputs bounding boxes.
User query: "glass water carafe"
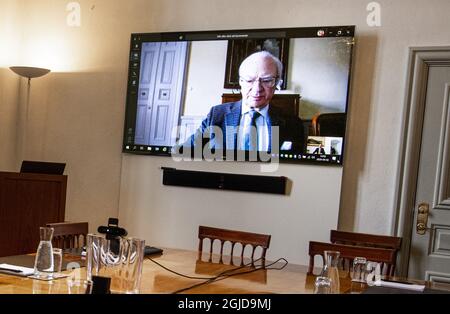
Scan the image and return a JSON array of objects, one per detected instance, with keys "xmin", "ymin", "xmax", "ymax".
[
  {"xmin": 321, "ymin": 250, "xmax": 341, "ymax": 294},
  {"xmin": 33, "ymin": 227, "xmax": 55, "ymax": 279}
]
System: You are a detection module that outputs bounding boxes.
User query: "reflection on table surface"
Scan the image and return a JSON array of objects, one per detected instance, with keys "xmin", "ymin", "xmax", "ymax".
[{"xmin": 0, "ymin": 247, "xmax": 449, "ymax": 294}]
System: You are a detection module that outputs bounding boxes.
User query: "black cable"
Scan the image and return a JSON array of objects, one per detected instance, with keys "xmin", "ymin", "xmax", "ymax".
[
  {"xmin": 147, "ymin": 254, "xmax": 288, "ymax": 294},
  {"xmin": 147, "ymin": 257, "xmax": 215, "ymax": 280},
  {"xmin": 171, "ymin": 258, "xmax": 289, "ymax": 294},
  {"xmin": 146, "ymin": 256, "xmax": 264, "ymax": 280},
  {"xmin": 172, "ymin": 258, "xmax": 288, "ymax": 294}
]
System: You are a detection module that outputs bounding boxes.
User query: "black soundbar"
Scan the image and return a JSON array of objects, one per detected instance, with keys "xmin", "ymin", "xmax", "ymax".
[{"xmin": 162, "ymin": 168, "xmax": 287, "ymax": 195}]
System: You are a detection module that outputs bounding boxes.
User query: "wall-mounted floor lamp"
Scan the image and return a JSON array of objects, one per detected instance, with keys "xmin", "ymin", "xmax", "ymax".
[{"xmin": 9, "ymin": 66, "xmax": 51, "ymax": 160}]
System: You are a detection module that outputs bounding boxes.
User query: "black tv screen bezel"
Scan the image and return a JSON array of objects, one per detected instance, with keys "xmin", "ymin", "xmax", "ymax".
[{"xmin": 122, "ymin": 25, "xmax": 355, "ymax": 166}]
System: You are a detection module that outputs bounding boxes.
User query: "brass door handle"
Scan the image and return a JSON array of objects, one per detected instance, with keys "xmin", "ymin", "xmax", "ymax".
[{"xmin": 416, "ymin": 202, "xmax": 429, "ymax": 235}]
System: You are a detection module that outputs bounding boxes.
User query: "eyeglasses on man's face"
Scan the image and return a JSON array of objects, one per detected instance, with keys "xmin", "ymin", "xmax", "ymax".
[{"xmin": 239, "ymin": 76, "xmax": 280, "ymax": 88}]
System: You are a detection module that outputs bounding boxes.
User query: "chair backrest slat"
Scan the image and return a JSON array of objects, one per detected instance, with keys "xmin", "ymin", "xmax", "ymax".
[
  {"xmin": 46, "ymin": 222, "xmax": 88, "ymax": 250},
  {"xmin": 198, "ymin": 226, "xmax": 271, "ymax": 267},
  {"xmin": 330, "ymin": 230, "xmax": 402, "ymax": 250}
]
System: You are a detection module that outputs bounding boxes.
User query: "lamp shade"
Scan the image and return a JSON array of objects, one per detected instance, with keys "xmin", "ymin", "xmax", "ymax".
[{"xmin": 9, "ymin": 66, "xmax": 51, "ymax": 79}]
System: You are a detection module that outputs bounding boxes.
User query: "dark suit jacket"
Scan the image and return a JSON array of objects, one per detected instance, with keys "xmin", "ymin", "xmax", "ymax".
[{"xmin": 184, "ymin": 101, "xmax": 304, "ymax": 153}]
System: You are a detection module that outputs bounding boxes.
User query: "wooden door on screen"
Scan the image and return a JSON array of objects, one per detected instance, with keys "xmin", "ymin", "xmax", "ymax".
[{"xmin": 134, "ymin": 42, "xmax": 188, "ymax": 146}]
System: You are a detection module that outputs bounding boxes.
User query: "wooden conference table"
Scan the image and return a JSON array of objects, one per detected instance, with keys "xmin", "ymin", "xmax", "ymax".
[{"xmin": 0, "ymin": 248, "xmax": 448, "ymax": 294}]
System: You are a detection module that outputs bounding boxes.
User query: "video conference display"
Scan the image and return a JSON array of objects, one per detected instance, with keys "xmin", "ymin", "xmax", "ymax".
[{"xmin": 123, "ymin": 26, "xmax": 354, "ymax": 165}]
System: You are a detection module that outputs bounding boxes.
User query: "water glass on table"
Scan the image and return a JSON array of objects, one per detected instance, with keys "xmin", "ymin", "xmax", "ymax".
[
  {"xmin": 351, "ymin": 257, "xmax": 367, "ymax": 283},
  {"xmin": 32, "ymin": 279, "xmax": 53, "ymax": 294},
  {"xmin": 53, "ymin": 248, "xmax": 63, "ymax": 275},
  {"xmin": 314, "ymin": 276, "xmax": 332, "ymax": 294},
  {"xmin": 67, "ymin": 279, "xmax": 93, "ymax": 294}
]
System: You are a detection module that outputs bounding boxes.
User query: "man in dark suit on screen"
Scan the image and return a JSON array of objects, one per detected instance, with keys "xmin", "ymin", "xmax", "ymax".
[
  {"xmin": 313, "ymin": 144, "xmax": 326, "ymax": 155},
  {"xmin": 180, "ymin": 51, "xmax": 304, "ymax": 155}
]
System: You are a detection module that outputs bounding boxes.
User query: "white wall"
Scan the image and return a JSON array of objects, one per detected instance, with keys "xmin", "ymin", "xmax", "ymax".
[
  {"xmin": 289, "ymin": 38, "xmax": 351, "ymax": 119},
  {"xmin": 183, "ymin": 40, "xmax": 229, "ymax": 116},
  {"xmin": 3, "ymin": 0, "xmax": 450, "ymax": 264},
  {"xmin": 22, "ymin": 72, "xmax": 125, "ymax": 229},
  {"xmin": 0, "ymin": 69, "xmax": 20, "ymax": 171},
  {"xmin": 0, "ymin": 0, "xmax": 22, "ymax": 68}
]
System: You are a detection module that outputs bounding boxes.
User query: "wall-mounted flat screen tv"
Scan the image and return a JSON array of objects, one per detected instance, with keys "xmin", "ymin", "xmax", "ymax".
[{"xmin": 123, "ymin": 26, "xmax": 354, "ymax": 165}]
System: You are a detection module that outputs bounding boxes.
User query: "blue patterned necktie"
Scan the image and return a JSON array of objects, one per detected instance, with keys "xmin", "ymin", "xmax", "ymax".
[{"xmin": 244, "ymin": 109, "xmax": 260, "ymax": 151}]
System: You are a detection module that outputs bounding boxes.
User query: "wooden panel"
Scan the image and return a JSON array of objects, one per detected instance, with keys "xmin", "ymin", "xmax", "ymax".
[
  {"xmin": 0, "ymin": 172, "xmax": 67, "ymax": 257},
  {"xmin": 430, "ymin": 225, "xmax": 450, "ymax": 257},
  {"xmin": 224, "ymin": 39, "xmax": 290, "ymax": 90},
  {"xmin": 434, "ymin": 84, "xmax": 450, "ymax": 209},
  {"xmin": 310, "ymin": 112, "xmax": 347, "ymax": 137},
  {"xmin": 221, "ymin": 93, "xmax": 300, "ymax": 117},
  {"xmin": 426, "ymin": 271, "xmax": 450, "ymax": 284}
]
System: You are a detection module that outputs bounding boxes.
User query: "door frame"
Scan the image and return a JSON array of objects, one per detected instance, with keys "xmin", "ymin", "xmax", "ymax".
[{"xmin": 394, "ymin": 46, "xmax": 450, "ymax": 277}]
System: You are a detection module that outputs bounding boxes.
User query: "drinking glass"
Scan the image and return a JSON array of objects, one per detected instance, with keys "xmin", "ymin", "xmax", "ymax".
[
  {"xmin": 53, "ymin": 248, "xmax": 63, "ymax": 275},
  {"xmin": 86, "ymin": 234, "xmax": 145, "ymax": 294},
  {"xmin": 32, "ymin": 279, "xmax": 53, "ymax": 294},
  {"xmin": 351, "ymin": 257, "xmax": 367, "ymax": 283},
  {"xmin": 314, "ymin": 276, "xmax": 331, "ymax": 294},
  {"xmin": 67, "ymin": 279, "xmax": 93, "ymax": 294},
  {"xmin": 322, "ymin": 250, "xmax": 341, "ymax": 294},
  {"xmin": 33, "ymin": 227, "xmax": 55, "ymax": 280}
]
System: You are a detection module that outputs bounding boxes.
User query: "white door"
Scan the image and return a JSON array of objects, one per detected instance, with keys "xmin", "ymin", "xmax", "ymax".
[
  {"xmin": 134, "ymin": 42, "xmax": 188, "ymax": 146},
  {"xmin": 398, "ymin": 47, "xmax": 450, "ymax": 283},
  {"xmin": 135, "ymin": 42, "xmax": 161, "ymax": 144}
]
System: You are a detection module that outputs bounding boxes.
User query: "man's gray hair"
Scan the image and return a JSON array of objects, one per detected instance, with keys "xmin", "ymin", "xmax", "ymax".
[{"xmin": 239, "ymin": 50, "xmax": 283, "ymax": 78}]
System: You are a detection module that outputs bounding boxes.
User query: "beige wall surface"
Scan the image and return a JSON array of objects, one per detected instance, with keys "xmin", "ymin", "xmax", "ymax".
[
  {"xmin": 183, "ymin": 40, "xmax": 229, "ymax": 116},
  {"xmin": 0, "ymin": 0, "xmax": 21, "ymax": 171},
  {"xmin": 0, "ymin": 69, "xmax": 19, "ymax": 171},
  {"xmin": 2, "ymin": 0, "xmax": 450, "ymax": 263}
]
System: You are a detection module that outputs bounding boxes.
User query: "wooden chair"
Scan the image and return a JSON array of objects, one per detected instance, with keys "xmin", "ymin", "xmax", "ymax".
[
  {"xmin": 308, "ymin": 241, "xmax": 397, "ymax": 276},
  {"xmin": 198, "ymin": 225, "xmax": 271, "ymax": 267},
  {"xmin": 330, "ymin": 230, "xmax": 402, "ymax": 250},
  {"xmin": 46, "ymin": 222, "xmax": 88, "ymax": 249},
  {"xmin": 311, "ymin": 112, "xmax": 347, "ymax": 137},
  {"xmin": 330, "ymin": 230, "xmax": 402, "ymax": 275}
]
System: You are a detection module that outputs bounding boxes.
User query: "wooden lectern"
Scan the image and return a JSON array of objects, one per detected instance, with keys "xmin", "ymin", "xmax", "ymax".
[{"xmin": 0, "ymin": 171, "xmax": 66, "ymax": 257}]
